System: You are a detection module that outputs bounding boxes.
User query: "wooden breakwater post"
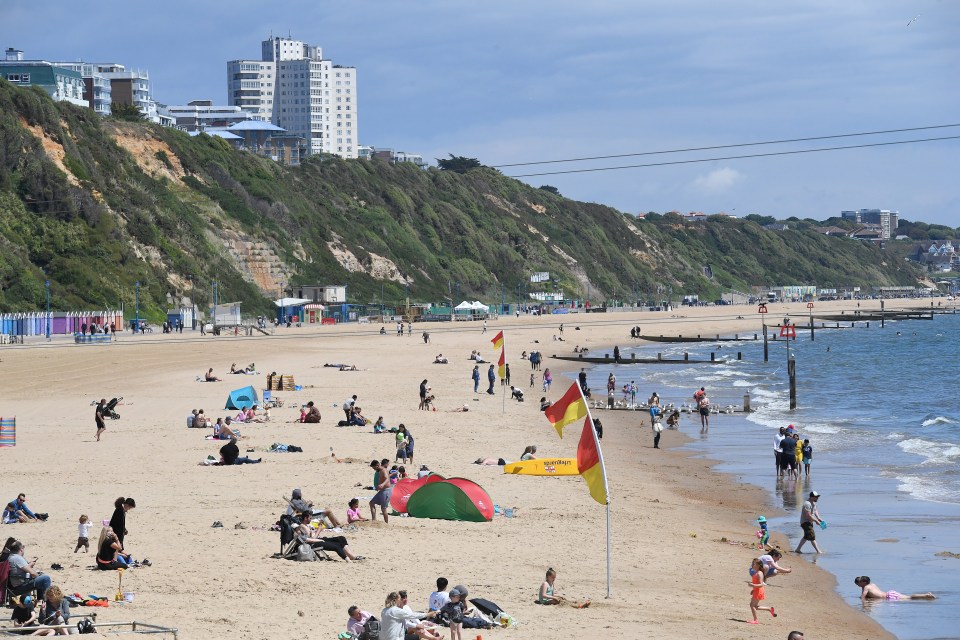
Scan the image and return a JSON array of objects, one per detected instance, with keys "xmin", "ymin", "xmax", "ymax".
[
  {"xmin": 743, "ymin": 393, "xmax": 751, "ymax": 412},
  {"xmin": 763, "ymin": 325, "xmax": 769, "ymax": 362},
  {"xmin": 788, "ymin": 358, "xmax": 797, "ymax": 410},
  {"xmin": 880, "ymin": 300, "xmax": 885, "ymax": 329}
]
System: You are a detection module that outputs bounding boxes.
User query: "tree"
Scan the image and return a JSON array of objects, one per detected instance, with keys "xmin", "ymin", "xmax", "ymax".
[
  {"xmin": 110, "ymin": 102, "xmax": 145, "ymax": 121},
  {"xmin": 539, "ymin": 185, "xmax": 561, "ymax": 196},
  {"xmin": 436, "ymin": 154, "xmax": 481, "ymax": 173}
]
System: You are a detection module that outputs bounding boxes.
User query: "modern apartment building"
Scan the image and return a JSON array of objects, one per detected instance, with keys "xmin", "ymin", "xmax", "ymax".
[
  {"xmin": 93, "ymin": 63, "xmax": 158, "ymax": 122},
  {"xmin": 1, "ymin": 48, "xmax": 87, "ymax": 107},
  {"xmin": 163, "ymin": 100, "xmax": 252, "ymax": 131},
  {"xmin": 52, "ymin": 58, "xmax": 158, "ymax": 122},
  {"xmin": 227, "ymin": 36, "xmax": 358, "ymax": 158},
  {"xmin": 840, "ymin": 209, "xmax": 899, "ymax": 239}
]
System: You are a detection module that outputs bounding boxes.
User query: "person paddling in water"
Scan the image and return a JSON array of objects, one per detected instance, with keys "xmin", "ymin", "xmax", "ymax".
[{"xmin": 854, "ymin": 576, "xmax": 936, "ymax": 601}]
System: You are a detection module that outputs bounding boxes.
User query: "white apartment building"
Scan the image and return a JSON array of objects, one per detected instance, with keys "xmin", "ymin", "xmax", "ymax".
[
  {"xmin": 162, "ymin": 99, "xmax": 252, "ymax": 132},
  {"xmin": 227, "ymin": 36, "xmax": 358, "ymax": 158},
  {"xmin": 49, "ymin": 61, "xmax": 112, "ymax": 115},
  {"xmin": 840, "ymin": 209, "xmax": 900, "ymax": 239}
]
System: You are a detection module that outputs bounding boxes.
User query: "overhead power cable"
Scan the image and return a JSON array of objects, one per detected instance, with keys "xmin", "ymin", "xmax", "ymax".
[
  {"xmin": 506, "ymin": 135, "xmax": 960, "ymax": 178},
  {"xmin": 494, "ymin": 123, "xmax": 960, "ymax": 168}
]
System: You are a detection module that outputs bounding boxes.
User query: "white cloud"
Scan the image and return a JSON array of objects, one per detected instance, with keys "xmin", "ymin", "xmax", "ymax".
[{"xmin": 692, "ymin": 167, "xmax": 742, "ymax": 192}]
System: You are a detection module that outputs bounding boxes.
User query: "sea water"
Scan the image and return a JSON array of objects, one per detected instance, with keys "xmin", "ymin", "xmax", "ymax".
[{"xmin": 578, "ymin": 312, "xmax": 960, "ymax": 640}]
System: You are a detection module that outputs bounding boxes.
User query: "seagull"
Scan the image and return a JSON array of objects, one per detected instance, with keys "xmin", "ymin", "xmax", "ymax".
[{"xmin": 907, "ymin": 14, "xmax": 920, "ymax": 26}]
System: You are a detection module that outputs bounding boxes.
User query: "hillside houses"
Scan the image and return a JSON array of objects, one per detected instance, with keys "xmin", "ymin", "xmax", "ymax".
[{"xmin": 913, "ymin": 241, "xmax": 960, "ymax": 273}]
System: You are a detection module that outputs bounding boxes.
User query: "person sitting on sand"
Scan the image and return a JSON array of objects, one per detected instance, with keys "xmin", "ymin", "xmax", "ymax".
[
  {"xmin": 373, "ymin": 416, "xmax": 386, "ymax": 433},
  {"xmin": 234, "ymin": 406, "xmax": 249, "ymax": 423},
  {"xmin": 854, "ymin": 576, "xmax": 936, "ymax": 601},
  {"xmin": 433, "ymin": 354, "xmax": 448, "ymax": 364},
  {"xmin": 520, "ymin": 445, "xmax": 538, "ymax": 461},
  {"xmin": 347, "ymin": 498, "xmax": 368, "ymax": 523},
  {"xmin": 540, "ymin": 397, "xmax": 552, "ymax": 411},
  {"xmin": 303, "ymin": 401, "xmax": 321, "ymax": 423},
  {"xmin": 96, "ymin": 530, "xmax": 133, "ymax": 570},
  {"xmin": 287, "ymin": 489, "xmax": 344, "ymax": 529},
  {"xmin": 194, "ymin": 409, "xmax": 210, "ymax": 428},
  {"xmin": 295, "ymin": 512, "xmax": 361, "ymax": 561},
  {"xmin": 219, "ymin": 438, "xmax": 261, "ymax": 465},
  {"xmin": 537, "ymin": 568, "xmax": 590, "ymax": 608},
  {"xmin": 204, "ymin": 368, "xmax": 221, "ymax": 382},
  {"xmin": 230, "ymin": 363, "xmax": 240, "ymax": 374},
  {"xmin": 213, "ymin": 417, "xmax": 240, "ymax": 440},
  {"xmin": 244, "ymin": 405, "xmax": 264, "ymax": 423},
  {"xmin": 3, "ymin": 502, "xmax": 34, "ymax": 524}
]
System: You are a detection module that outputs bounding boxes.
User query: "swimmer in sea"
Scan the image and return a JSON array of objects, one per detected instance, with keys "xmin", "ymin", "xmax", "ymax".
[{"xmin": 854, "ymin": 576, "xmax": 936, "ymax": 601}]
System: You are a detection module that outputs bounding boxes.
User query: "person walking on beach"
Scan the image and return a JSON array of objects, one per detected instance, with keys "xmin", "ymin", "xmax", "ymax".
[
  {"xmin": 487, "ymin": 365, "xmax": 496, "ymax": 395},
  {"xmin": 774, "ymin": 427, "xmax": 786, "ymax": 474},
  {"xmin": 472, "ymin": 365, "xmax": 480, "ymax": 394},
  {"xmin": 747, "ymin": 558, "xmax": 777, "ymax": 624},
  {"xmin": 854, "ymin": 576, "xmax": 936, "ymax": 601},
  {"xmin": 697, "ymin": 391, "xmax": 711, "ymax": 432},
  {"xmin": 578, "ymin": 368, "xmax": 588, "ymax": 393},
  {"xmin": 795, "ymin": 491, "xmax": 824, "ymax": 554},
  {"xmin": 95, "ymin": 398, "xmax": 107, "ymax": 442},
  {"xmin": 482, "ymin": 320, "xmax": 487, "ymax": 334}
]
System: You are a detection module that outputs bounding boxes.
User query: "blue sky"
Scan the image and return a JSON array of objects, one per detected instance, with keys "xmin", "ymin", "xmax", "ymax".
[{"xmin": 3, "ymin": 0, "xmax": 958, "ymax": 226}]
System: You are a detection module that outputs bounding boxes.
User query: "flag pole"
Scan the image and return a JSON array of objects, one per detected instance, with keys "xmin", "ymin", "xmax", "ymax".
[{"xmin": 576, "ymin": 381, "xmax": 612, "ymax": 599}]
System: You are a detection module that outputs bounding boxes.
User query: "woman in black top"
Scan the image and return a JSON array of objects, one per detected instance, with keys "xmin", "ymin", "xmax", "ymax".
[
  {"xmin": 96, "ymin": 530, "xmax": 131, "ymax": 570},
  {"xmin": 109, "ymin": 497, "xmax": 136, "ymax": 546}
]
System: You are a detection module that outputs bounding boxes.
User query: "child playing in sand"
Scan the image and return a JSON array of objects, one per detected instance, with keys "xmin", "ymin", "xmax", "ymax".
[
  {"xmin": 537, "ymin": 568, "xmax": 590, "ymax": 608},
  {"xmin": 756, "ymin": 516, "xmax": 770, "ymax": 549},
  {"xmin": 347, "ymin": 498, "xmax": 368, "ymax": 523},
  {"xmin": 747, "ymin": 558, "xmax": 777, "ymax": 623},
  {"xmin": 75, "ymin": 514, "xmax": 91, "ymax": 552}
]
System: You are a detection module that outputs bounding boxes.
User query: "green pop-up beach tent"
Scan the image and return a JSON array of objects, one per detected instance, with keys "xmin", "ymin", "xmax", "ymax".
[
  {"xmin": 225, "ymin": 385, "xmax": 259, "ymax": 410},
  {"xmin": 405, "ymin": 477, "xmax": 494, "ymax": 522}
]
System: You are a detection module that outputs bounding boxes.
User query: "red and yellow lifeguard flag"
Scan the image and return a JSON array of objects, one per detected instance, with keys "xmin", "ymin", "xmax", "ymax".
[
  {"xmin": 491, "ymin": 331, "xmax": 505, "ymax": 379},
  {"xmin": 577, "ymin": 416, "xmax": 608, "ymax": 505},
  {"xmin": 543, "ymin": 382, "xmax": 588, "ymax": 438}
]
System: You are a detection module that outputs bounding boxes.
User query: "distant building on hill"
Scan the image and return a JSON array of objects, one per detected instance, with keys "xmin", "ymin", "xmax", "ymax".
[
  {"xmin": 358, "ymin": 146, "xmax": 427, "ymax": 168},
  {"xmin": 163, "ymin": 100, "xmax": 253, "ymax": 132},
  {"xmin": 1, "ymin": 48, "xmax": 87, "ymax": 107},
  {"xmin": 227, "ymin": 35, "xmax": 358, "ymax": 158},
  {"xmin": 840, "ymin": 209, "xmax": 899, "ymax": 239}
]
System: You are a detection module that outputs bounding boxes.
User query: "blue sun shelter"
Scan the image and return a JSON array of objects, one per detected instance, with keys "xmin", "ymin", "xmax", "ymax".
[{"xmin": 225, "ymin": 386, "xmax": 259, "ymax": 410}]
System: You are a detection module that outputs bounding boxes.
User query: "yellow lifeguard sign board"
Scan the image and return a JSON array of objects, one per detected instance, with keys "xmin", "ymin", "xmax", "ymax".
[{"xmin": 503, "ymin": 458, "xmax": 579, "ymax": 476}]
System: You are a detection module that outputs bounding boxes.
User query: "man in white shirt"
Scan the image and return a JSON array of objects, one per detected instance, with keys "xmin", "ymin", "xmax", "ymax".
[
  {"xmin": 795, "ymin": 491, "xmax": 824, "ymax": 554},
  {"xmin": 428, "ymin": 577, "xmax": 450, "ymax": 612},
  {"xmin": 344, "ymin": 395, "xmax": 357, "ymax": 421},
  {"xmin": 774, "ymin": 427, "xmax": 786, "ymax": 474}
]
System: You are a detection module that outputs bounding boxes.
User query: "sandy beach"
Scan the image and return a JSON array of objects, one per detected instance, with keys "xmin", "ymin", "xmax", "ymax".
[{"xmin": 1, "ymin": 302, "xmax": 901, "ymax": 638}]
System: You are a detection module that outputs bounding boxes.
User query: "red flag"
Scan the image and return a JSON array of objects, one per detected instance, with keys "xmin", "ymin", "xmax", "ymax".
[
  {"xmin": 577, "ymin": 416, "xmax": 608, "ymax": 505},
  {"xmin": 543, "ymin": 382, "xmax": 588, "ymax": 438}
]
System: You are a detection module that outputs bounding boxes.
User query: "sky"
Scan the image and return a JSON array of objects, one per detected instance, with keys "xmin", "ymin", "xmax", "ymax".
[{"xmin": 3, "ymin": 0, "xmax": 958, "ymax": 226}]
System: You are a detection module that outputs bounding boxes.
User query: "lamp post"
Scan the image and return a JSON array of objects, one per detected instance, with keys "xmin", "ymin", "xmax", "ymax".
[
  {"xmin": 279, "ymin": 282, "xmax": 285, "ymax": 324},
  {"xmin": 45, "ymin": 278, "xmax": 50, "ymax": 340},
  {"xmin": 135, "ymin": 281, "xmax": 140, "ymax": 334}
]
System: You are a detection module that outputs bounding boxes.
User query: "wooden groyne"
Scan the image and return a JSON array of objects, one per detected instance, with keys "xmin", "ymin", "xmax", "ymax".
[{"xmin": 551, "ymin": 352, "xmax": 733, "ymax": 365}]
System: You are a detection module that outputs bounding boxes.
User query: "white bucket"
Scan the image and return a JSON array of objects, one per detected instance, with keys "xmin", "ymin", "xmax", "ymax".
[{"xmin": 123, "ymin": 592, "xmax": 134, "ymax": 602}]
